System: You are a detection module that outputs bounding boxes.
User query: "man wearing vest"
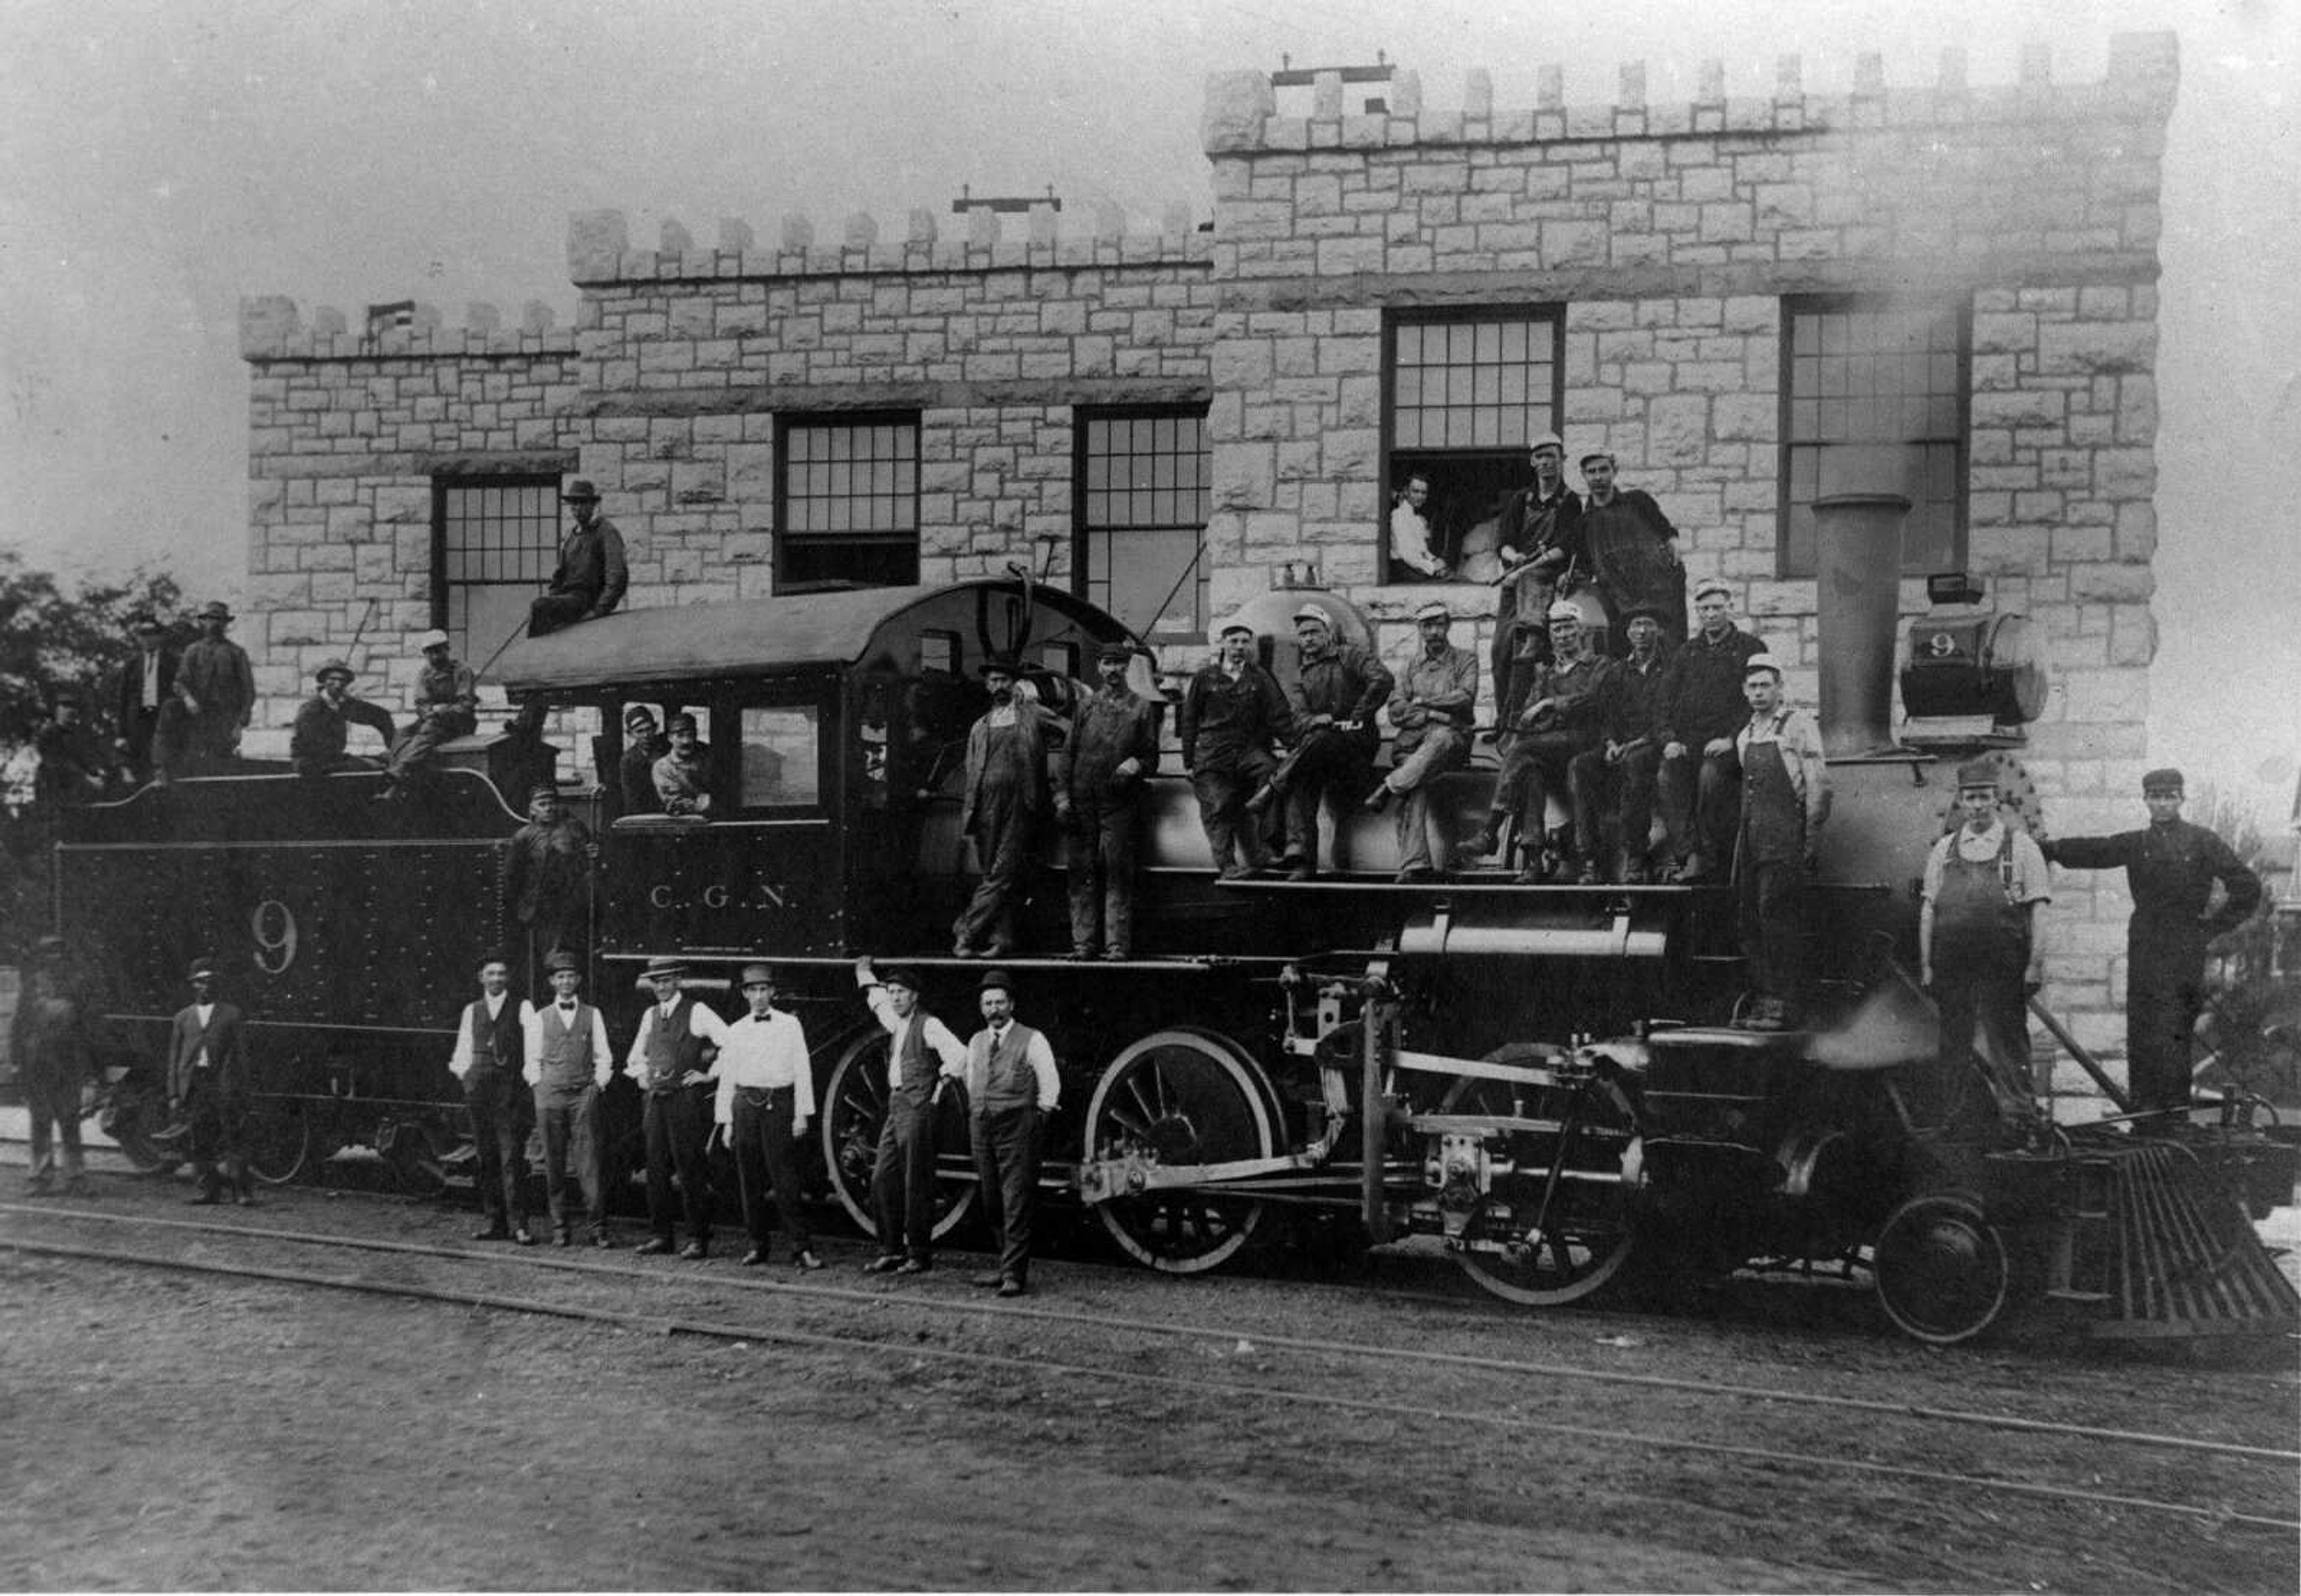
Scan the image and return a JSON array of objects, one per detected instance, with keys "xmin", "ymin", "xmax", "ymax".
[
  {"xmin": 1732, "ymin": 654, "xmax": 1829, "ymax": 1031},
  {"xmin": 1920, "ymin": 764, "xmax": 2052, "ymax": 1117},
  {"xmin": 714, "ymin": 963, "xmax": 825, "ymax": 1270},
  {"xmin": 520, "ymin": 950, "xmax": 616, "ymax": 1247},
  {"xmin": 169, "ymin": 956, "xmax": 253, "ymax": 1206},
  {"xmin": 626, "ymin": 957, "xmax": 730, "ymax": 1259},
  {"xmin": 448, "ymin": 953, "xmax": 535, "ymax": 1243},
  {"xmin": 965, "ymin": 969, "xmax": 1061, "ymax": 1298},
  {"xmin": 855, "ymin": 957, "xmax": 970, "ymax": 1274}
]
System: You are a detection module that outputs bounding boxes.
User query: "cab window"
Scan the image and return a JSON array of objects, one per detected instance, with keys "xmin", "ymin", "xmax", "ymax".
[{"xmin": 739, "ymin": 705, "xmax": 820, "ymax": 808}]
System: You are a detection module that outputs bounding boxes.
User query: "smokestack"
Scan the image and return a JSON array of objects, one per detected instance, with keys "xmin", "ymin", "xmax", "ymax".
[{"xmin": 1811, "ymin": 492, "xmax": 1910, "ymax": 756}]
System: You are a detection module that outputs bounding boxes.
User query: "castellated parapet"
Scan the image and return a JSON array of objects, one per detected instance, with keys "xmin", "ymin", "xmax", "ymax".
[{"xmin": 240, "ymin": 295, "xmax": 577, "ymax": 361}]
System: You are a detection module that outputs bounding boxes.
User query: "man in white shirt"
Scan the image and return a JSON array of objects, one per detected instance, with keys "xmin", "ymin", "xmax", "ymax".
[
  {"xmin": 1732, "ymin": 655, "xmax": 1831, "ymax": 1030},
  {"xmin": 855, "ymin": 957, "xmax": 970, "ymax": 1274},
  {"xmin": 626, "ymin": 957, "xmax": 729, "ymax": 1259},
  {"xmin": 1920, "ymin": 762, "xmax": 2051, "ymax": 1115},
  {"xmin": 714, "ymin": 963, "xmax": 823, "ymax": 1269},
  {"xmin": 446, "ymin": 953, "xmax": 535, "ymax": 1244},
  {"xmin": 965, "ymin": 970, "xmax": 1061, "ymax": 1298},
  {"xmin": 520, "ymin": 950, "xmax": 616, "ymax": 1247},
  {"xmin": 1388, "ymin": 473, "xmax": 1450, "ymax": 580}
]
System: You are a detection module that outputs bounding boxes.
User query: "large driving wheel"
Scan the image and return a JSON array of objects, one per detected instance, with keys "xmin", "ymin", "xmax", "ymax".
[
  {"xmin": 1452, "ymin": 1044, "xmax": 1644, "ymax": 1307},
  {"xmin": 1082, "ymin": 1027, "xmax": 1278, "ymax": 1274},
  {"xmin": 243, "ymin": 1098, "xmax": 311, "ymax": 1186},
  {"xmin": 1872, "ymin": 1191, "xmax": 2010, "ymax": 1344},
  {"xmin": 820, "ymin": 1027, "xmax": 977, "ymax": 1244}
]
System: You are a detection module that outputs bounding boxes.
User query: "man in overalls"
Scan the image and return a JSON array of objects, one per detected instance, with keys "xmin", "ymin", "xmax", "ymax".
[
  {"xmin": 855, "ymin": 957, "xmax": 970, "ymax": 1274},
  {"xmin": 965, "ymin": 969, "xmax": 1061, "ymax": 1298},
  {"xmin": 1920, "ymin": 763, "xmax": 2051, "ymax": 1110},
  {"xmin": 626, "ymin": 957, "xmax": 728, "ymax": 1259},
  {"xmin": 1732, "ymin": 654, "xmax": 1829, "ymax": 1030},
  {"xmin": 953, "ymin": 658, "xmax": 1055, "ymax": 957},
  {"xmin": 2043, "ymin": 768, "xmax": 2262, "ymax": 1116},
  {"xmin": 519, "ymin": 950, "xmax": 615, "ymax": 1247}
]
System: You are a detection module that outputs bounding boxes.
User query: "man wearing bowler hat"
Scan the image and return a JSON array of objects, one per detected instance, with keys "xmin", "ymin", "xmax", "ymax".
[
  {"xmin": 2042, "ymin": 769, "xmax": 2261, "ymax": 1116},
  {"xmin": 714, "ymin": 963, "xmax": 823, "ymax": 1269},
  {"xmin": 854, "ymin": 956, "xmax": 970, "ymax": 1273},
  {"xmin": 626, "ymin": 957, "xmax": 729, "ymax": 1259},
  {"xmin": 1180, "ymin": 618, "xmax": 1293, "ymax": 881},
  {"xmin": 290, "ymin": 658, "xmax": 395, "ymax": 778},
  {"xmin": 168, "ymin": 956, "xmax": 253, "ymax": 1206},
  {"xmin": 1921, "ymin": 762, "xmax": 2052, "ymax": 1110},
  {"xmin": 965, "ymin": 969, "xmax": 1059, "ymax": 1297},
  {"xmin": 169, "ymin": 600, "xmax": 257, "ymax": 768},
  {"xmin": 1255, "ymin": 603, "xmax": 1390, "ymax": 881},
  {"xmin": 520, "ymin": 950, "xmax": 615, "ymax": 1247},
  {"xmin": 378, "ymin": 628, "xmax": 479, "ymax": 802},
  {"xmin": 953, "ymin": 657, "xmax": 1058, "ymax": 957},
  {"xmin": 446, "ymin": 951, "xmax": 536, "ymax": 1244},
  {"xmin": 528, "ymin": 478, "xmax": 629, "ymax": 637},
  {"xmin": 1365, "ymin": 600, "xmax": 1478, "ymax": 883},
  {"xmin": 1054, "ymin": 642, "xmax": 1160, "ymax": 960}
]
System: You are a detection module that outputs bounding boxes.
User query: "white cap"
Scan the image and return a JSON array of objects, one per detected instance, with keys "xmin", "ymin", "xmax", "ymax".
[
  {"xmin": 1291, "ymin": 603, "xmax": 1331, "ymax": 628},
  {"xmin": 1743, "ymin": 652, "xmax": 1784, "ymax": 678},
  {"xmin": 1412, "ymin": 600, "xmax": 1451, "ymax": 624},
  {"xmin": 1546, "ymin": 600, "xmax": 1583, "ymax": 622},
  {"xmin": 414, "ymin": 628, "xmax": 450, "ymax": 652},
  {"xmin": 1692, "ymin": 577, "xmax": 1732, "ymax": 603},
  {"xmin": 1530, "ymin": 431, "xmax": 1565, "ymax": 454}
]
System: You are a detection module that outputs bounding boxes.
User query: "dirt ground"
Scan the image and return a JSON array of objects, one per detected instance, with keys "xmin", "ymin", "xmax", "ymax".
[{"xmin": 1, "ymin": 1166, "xmax": 2296, "ymax": 1593}]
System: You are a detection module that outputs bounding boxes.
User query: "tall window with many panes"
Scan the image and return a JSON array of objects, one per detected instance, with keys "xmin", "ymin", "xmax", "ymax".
[
  {"xmin": 1074, "ymin": 408, "xmax": 1210, "ymax": 644},
  {"xmin": 1382, "ymin": 309, "xmax": 1564, "ymax": 583},
  {"xmin": 1779, "ymin": 298, "xmax": 1968, "ymax": 577},
  {"xmin": 432, "ymin": 474, "xmax": 564, "ymax": 660},
  {"xmin": 777, "ymin": 415, "xmax": 920, "ymax": 591}
]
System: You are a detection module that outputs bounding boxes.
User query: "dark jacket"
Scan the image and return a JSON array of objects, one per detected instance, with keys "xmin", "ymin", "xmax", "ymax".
[
  {"xmin": 959, "ymin": 703, "xmax": 1059, "ymax": 835},
  {"xmin": 1179, "ymin": 661, "xmax": 1293, "ymax": 769},
  {"xmin": 1598, "ymin": 646, "xmax": 1674, "ymax": 745},
  {"xmin": 1580, "ymin": 488, "xmax": 1686, "ymax": 639},
  {"xmin": 1494, "ymin": 486, "xmax": 1585, "ymax": 619},
  {"xmin": 1057, "ymin": 686, "xmax": 1160, "ymax": 803},
  {"xmin": 620, "ymin": 733, "xmax": 670, "ymax": 814},
  {"xmin": 2045, "ymin": 822, "xmax": 2263, "ymax": 944},
  {"xmin": 1288, "ymin": 644, "xmax": 1394, "ymax": 751},
  {"xmin": 113, "ymin": 645, "xmax": 180, "ymax": 756},
  {"xmin": 1662, "ymin": 624, "xmax": 1766, "ymax": 750},
  {"xmin": 168, "ymin": 1000, "xmax": 250, "ymax": 1105},
  {"xmin": 501, "ymin": 814, "xmax": 596, "ymax": 927},
  {"xmin": 291, "ymin": 692, "xmax": 396, "ymax": 776},
  {"xmin": 176, "ymin": 637, "xmax": 257, "ymax": 731},
  {"xmin": 1512, "ymin": 651, "xmax": 1617, "ymax": 745},
  {"xmin": 545, "ymin": 516, "xmax": 630, "ymax": 619}
]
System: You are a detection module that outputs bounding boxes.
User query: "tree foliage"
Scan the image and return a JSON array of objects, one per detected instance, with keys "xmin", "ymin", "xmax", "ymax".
[{"xmin": 0, "ymin": 550, "xmax": 183, "ymax": 754}]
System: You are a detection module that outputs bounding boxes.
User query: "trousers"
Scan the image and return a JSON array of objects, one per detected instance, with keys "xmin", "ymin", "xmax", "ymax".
[
  {"xmin": 1656, "ymin": 749, "xmax": 1738, "ymax": 867},
  {"xmin": 536, "ymin": 1085, "xmax": 606, "ymax": 1237},
  {"xmin": 1191, "ymin": 748, "xmax": 1278, "ymax": 872},
  {"xmin": 1737, "ymin": 859, "xmax": 1810, "ymax": 1007},
  {"xmin": 1064, "ymin": 795, "xmax": 1140, "ymax": 957},
  {"xmin": 955, "ymin": 785, "xmax": 1034, "ymax": 954},
  {"xmin": 642, "ymin": 1085, "xmax": 714, "ymax": 1243},
  {"xmin": 732, "ymin": 1085, "xmax": 811, "ymax": 1253},
  {"xmin": 463, "ymin": 1068, "xmax": 531, "ymax": 1228},
  {"xmin": 871, "ymin": 1092, "xmax": 939, "ymax": 1261},
  {"xmin": 971, "ymin": 1102, "xmax": 1042, "ymax": 1284},
  {"xmin": 1386, "ymin": 726, "xmax": 1471, "ymax": 872},
  {"xmin": 1566, "ymin": 743, "xmax": 1666, "ymax": 866}
]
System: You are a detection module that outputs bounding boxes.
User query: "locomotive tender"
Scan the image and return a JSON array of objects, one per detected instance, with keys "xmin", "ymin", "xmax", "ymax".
[{"xmin": 55, "ymin": 500, "xmax": 2297, "ymax": 1345}]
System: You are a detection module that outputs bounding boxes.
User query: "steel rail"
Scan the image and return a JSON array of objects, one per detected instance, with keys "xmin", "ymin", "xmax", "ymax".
[
  {"xmin": 4, "ymin": 1199, "xmax": 2291, "ymax": 1468},
  {"xmin": 5, "ymin": 1231, "xmax": 2293, "ymax": 1537}
]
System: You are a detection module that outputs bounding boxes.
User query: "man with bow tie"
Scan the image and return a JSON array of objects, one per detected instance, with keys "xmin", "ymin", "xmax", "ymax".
[{"xmin": 520, "ymin": 950, "xmax": 616, "ymax": 1247}]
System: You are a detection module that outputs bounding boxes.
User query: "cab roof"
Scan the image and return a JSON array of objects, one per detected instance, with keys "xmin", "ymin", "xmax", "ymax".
[{"xmin": 491, "ymin": 581, "xmax": 1122, "ymax": 694}]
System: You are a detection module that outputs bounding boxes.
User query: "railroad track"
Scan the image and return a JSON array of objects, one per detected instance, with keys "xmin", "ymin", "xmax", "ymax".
[{"xmin": 5, "ymin": 1193, "xmax": 2295, "ymax": 1538}]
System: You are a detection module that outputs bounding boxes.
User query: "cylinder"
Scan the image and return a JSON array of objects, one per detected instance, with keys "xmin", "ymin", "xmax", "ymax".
[{"xmin": 1811, "ymin": 492, "xmax": 1911, "ymax": 756}]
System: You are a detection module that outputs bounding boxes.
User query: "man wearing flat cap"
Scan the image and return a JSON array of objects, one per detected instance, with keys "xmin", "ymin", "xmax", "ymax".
[
  {"xmin": 378, "ymin": 628, "xmax": 478, "ymax": 802},
  {"xmin": 290, "ymin": 659, "xmax": 395, "ymax": 778},
  {"xmin": 1465, "ymin": 600, "xmax": 1615, "ymax": 882},
  {"xmin": 626, "ymin": 957, "xmax": 730, "ymax": 1259},
  {"xmin": 964, "ymin": 969, "xmax": 1060, "ymax": 1298},
  {"xmin": 521, "ymin": 950, "xmax": 616, "ymax": 1247},
  {"xmin": 1732, "ymin": 653, "xmax": 1829, "ymax": 1030},
  {"xmin": 1259, "ymin": 604, "xmax": 1390, "ymax": 881},
  {"xmin": 500, "ymin": 782, "xmax": 599, "ymax": 980},
  {"xmin": 617, "ymin": 704, "xmax": 671, "ymax": 817},
  {"xmin": 854, "ymin": 956, "xmax": 970, "ymax": 1272},
  {"xmin": 1576, "ymin": 451, "xmax": 1686, "ymax": 657},
  {"xmin": 1054, "ymin": 642, "xmax": 1161, "ymax": 960},
  {"xmin": 1656, "ymin": 578, "xmax": 1766, "ymax": 882},
  {"xmin": 1179, "ymin": 619, "xmax": 1294, "ymax": 881},
  {"xmin": 1567, "ymin": 604, "xmax": 1675, "ymax": 883},
  {"xmin": 1921, "ymin": 761, "xmax": 2052, "ymax": 1111},
  {"xmin": 1491, "ymin": 431, "xmax": 1584, "ymax": 714},
  {"xmin": 714, "ymin": 963, "xmax": 823, "ymax": 1269},
  {"xmin": 168, "ymin": 600, "xmax": 256, "ymax": 770},
  {"xmin": 2042, "ymin": 769, "xmax": 2262, "ymax": 1117},
  {"xmin": 1367, "ymin": 601, "xmax": 1478, "ymax": 882},
  {"xmin": 527, "ymin": 479, "xmax": 629, "ymax": 637},
  {"xmin": 953, "ymin": 657, "xmax": 1059, "ymax": 958},
  {"xmin": 168, "ymin": 956, "xmax": 253, "ymax": 1206}
]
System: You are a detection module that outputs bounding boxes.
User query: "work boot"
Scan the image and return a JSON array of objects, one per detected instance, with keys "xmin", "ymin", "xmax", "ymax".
[
  {"xmin": 634, "ymin": 1236, "xmax": 673, "ymax": 1256},
  {"xmin": 1463, "ymin": 823, "xmax": 1501, "ymax": 858}
]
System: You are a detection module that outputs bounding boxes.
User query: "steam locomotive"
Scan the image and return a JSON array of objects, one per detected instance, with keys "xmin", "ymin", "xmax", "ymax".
[{"xmin": 51, "ymin": 496, "xmax": 2297, "ymax": 1345}]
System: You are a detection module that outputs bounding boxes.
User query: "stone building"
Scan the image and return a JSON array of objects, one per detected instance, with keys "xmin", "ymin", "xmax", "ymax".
[{"xmin": 237, "ymin": 34, "xmax": 2178, "ymax": 1077}]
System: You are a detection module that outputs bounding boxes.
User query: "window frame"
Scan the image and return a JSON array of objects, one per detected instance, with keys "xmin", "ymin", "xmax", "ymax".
[
  {"xmin": 1774, "ymin": 294, "xmax": 1971, "ymax": 579},
  {"xmin": 1379, "ymin": 304, "xmax": 1566, "ymax": 585},
  {"xmin": 773, "ymin": 411, "xmax": 922, "ymax": 594},
  {"xmin": 430, "ymin": 471, "xmax": 566, "ymax": 660},
  {"xmin": 1071, "ymin": 404, "xmax": 1212, "ymax": 647}
]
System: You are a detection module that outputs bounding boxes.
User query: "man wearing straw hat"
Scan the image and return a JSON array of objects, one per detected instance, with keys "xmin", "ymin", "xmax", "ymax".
[{"xmin": 627, "ymin": 956, "xmax": 729, "ymax": 1259}]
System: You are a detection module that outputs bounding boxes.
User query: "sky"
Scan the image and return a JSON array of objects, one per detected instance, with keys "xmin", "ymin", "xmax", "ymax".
[{"xmin": 2, "ymin": 0, "xmax": 2296, "ymax": 824}]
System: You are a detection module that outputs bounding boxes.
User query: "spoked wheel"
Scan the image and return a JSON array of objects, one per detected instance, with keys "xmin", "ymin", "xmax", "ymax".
[
  {"xmin": 1872, "ymin": 1191, "xmax": 2010, "ymax": 1345},
  {"xmin": 1451, "ymin": 1044, "xmax": 1644, "ymax": 1308},
  {"xmin": 243, "ymin": 1098, "xmax": 311, "ymax": 1186},
  {"xmin": 819, "ymin": 1028, "xmax": 977, "ymax": 1244},
  {"xmin": 1082, "ymin": 1027, "xmax": 1278, "ymax": 1274},
  {"xmin": 382, "ymin": 1120, "xmax": 450, "ymax": 1198}
]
